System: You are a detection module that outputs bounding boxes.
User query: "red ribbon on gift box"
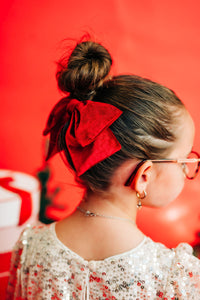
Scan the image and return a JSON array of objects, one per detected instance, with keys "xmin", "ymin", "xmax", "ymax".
[{"xmin": 0, "ymin": 177, "xmax": 32, "ymax": 225}]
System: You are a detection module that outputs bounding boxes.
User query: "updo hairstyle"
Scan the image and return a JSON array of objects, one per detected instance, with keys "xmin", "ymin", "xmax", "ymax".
[{"xmin": 56, "ymin": 39, "xmax": 185, "ymax": 193}]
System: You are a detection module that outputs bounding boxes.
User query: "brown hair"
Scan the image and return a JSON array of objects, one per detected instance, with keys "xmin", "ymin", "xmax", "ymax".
[{"xmin": 56, "ymin": 40, "xmax": 185, "ymax": 192}]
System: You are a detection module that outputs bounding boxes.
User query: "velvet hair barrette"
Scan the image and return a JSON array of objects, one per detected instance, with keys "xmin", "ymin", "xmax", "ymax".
[{"xmin": 43, "ymin": 98, "xmax": 122, "ymax": 176}]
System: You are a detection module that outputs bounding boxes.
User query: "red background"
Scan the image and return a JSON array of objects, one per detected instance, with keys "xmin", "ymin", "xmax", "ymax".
[{"xmin": 1, "ymin": 0, "xmax": 200, "ymax": 248}]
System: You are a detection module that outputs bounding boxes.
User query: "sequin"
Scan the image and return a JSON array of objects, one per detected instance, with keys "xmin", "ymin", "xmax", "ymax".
[{"xmin": 6, "ymin": 223, "xmax": 200, "ymax": 299}]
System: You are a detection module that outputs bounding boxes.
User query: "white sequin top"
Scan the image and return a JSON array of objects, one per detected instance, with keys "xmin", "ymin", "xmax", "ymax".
[{"xmin": 6, "ymin": 223, "xmax": 200, "ymax": 300}]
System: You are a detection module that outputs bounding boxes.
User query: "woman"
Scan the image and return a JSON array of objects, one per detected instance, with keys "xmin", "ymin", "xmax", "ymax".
[{"xmin": 7, "ymin": 40, "xmax": 200, "ymax": 299}]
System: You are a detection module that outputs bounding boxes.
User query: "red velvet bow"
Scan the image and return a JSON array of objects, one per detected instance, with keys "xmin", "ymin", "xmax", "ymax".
[{"xmin": 43, "ymin": 98, "xmax": 122, "ymax": 175}]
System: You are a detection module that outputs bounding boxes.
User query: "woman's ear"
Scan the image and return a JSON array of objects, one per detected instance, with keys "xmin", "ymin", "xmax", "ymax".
[{"xmin": 128, "ymin": 161, "xmax": 153, "ymax": 193}]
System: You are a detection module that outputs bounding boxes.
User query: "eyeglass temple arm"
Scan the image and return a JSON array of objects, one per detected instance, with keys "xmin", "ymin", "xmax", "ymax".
[
  {"xmin": 125, "ymin": 156, "xmax": 200, "ymax": 187},
  {"xmin": 150, "ymin": 158, "xmax": 200, "ymax": 163},
  {"xmin": 124, "ymin": 160, "xmax": 146, "ymax": 187}
]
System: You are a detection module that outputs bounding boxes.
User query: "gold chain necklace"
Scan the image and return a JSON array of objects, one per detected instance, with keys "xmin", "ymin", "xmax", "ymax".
[{"xmin": 77, "ymin": 206, "xmax": 135, "ymax": 225}]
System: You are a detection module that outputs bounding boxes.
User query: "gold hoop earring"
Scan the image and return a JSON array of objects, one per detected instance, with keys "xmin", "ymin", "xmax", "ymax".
[{"xmin": 136, "ymin": 191, "xmax": 147, "ymax": 209}]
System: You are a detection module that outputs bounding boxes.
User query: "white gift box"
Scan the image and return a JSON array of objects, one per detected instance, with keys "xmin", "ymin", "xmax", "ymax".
[
  {"xmin": 0, "ymin": 170, "xmax": 41, "ymax": 253},
  {"xmin": 0, "ymin": 188, "xmax": 21, "ymax": 228}
]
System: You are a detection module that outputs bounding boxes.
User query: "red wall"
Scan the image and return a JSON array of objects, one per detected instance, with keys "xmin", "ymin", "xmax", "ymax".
[{"xmin": 1, "ymin": 0, "xmax": 200, "ymax": 247}]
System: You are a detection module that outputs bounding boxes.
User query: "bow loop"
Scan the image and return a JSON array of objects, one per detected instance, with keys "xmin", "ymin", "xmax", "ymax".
[
  {"xmin": 43, "ymin": 98, "xmax": 70, "ymax": 136},
  {"xmin": 67, "ymin": 100, "xmax": 122, "ymax": 147},
  {"xmin": 43, "ymin": 98, "xmax": 71, "ymax": 160}
]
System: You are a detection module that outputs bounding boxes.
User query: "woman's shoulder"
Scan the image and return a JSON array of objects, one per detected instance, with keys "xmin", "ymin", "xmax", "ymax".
[
  {"xmin": 13, "ymin": 223, "xmax": 54, "ymax": 258},
  {"xmin": 165, "ymin": 242, "xmax": 200, "ymax": 298},
  {"xmin": 15, "ymin": 223, "xmax": 51, "ymax": 244},
  {"xmin": 146, "ymin": 239, "xmax": 200, "ymax": 298},
  {"xmin": 172, "ymin": 242, "xmax": 199, "ymax": 265},
  {"xmin": 147, "ymin": 238, "xmax": 199, "ymax": 270},
  {"xmin": 169, "ymin": 242, "xmax": 199, "ymax": 283}
]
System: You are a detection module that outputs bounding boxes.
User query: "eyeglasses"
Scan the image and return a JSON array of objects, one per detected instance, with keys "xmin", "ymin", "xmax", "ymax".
[{"xmin": 125, "ymin": 151, "xmax": 200, "ymax": 187}]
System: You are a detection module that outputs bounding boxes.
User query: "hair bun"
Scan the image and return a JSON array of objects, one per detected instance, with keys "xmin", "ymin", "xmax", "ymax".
[{"xmin": 56, "ymin": 41, "xmax": 112, "ymax": 100}]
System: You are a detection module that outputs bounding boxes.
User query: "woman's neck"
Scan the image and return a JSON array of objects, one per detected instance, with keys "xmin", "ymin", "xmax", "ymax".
[{"xmin": 80, "ymin": 188, "xmax": 138, "ymax": 223}]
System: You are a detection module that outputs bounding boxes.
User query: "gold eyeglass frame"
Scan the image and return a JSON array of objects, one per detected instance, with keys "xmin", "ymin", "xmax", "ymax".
[{"xmin": 125, "ymin": 151, "xmax": 200, "ymax": 187}]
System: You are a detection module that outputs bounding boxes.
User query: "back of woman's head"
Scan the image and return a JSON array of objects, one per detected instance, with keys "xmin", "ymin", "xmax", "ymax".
[{"xmin": 50, "ymin": 39, "xmax": 185, "ymax": 192}]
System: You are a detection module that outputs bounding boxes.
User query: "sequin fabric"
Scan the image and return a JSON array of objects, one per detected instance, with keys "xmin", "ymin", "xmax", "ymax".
[{"xmin": 6, "ymin": 223, "xmax": 200, "ymax": 300}]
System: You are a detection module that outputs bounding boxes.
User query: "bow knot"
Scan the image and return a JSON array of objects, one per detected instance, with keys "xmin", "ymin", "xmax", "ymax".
[
  {"xmin": 66, "ymin": 98, "xmax": 80, "ymax": 114},
  {"xmin": 43, "ymin": 98, "xmax": 122, "ymax": 176}
]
